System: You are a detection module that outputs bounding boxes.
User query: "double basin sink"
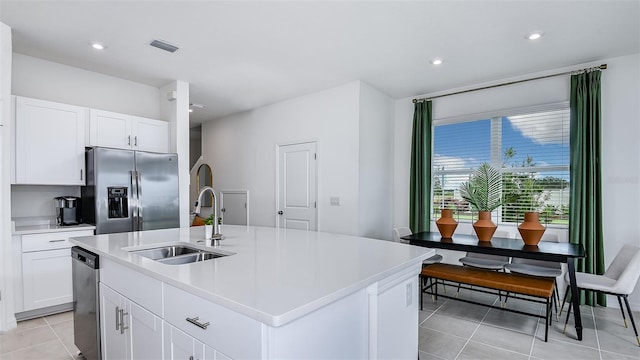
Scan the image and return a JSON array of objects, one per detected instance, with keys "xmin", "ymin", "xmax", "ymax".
[{"xmin": 130, "ymin": 244, "xmax": 231, "ymax": 265}]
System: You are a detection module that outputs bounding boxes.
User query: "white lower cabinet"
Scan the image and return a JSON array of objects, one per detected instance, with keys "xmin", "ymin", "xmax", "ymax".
[
  {"xmin": 18, "ymin": 229, "xmax": 94, "ymax": 312},
  {"xmin": 100, "ymin": 283, "xmax": 163, "ymax": 360},
  {"xmin": 22, "ymin": 248, "xmax": 73, "ymax": 311},
  {"xmin": 163, "ymin": 323, "xmax": 232, "ymax": 360},
  {"xmin": 163, "ymin": 323, "xmax": 204, "ymax": 360},
  {"xmin": 98, "ymin": 258, "xmax": 422, "ymax": 359}
]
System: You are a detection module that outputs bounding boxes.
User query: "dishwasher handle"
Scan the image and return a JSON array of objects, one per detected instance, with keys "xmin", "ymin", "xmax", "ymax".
[{"xmin": 71, "ymin": 246, "xmax": 99, "ymax": 269}]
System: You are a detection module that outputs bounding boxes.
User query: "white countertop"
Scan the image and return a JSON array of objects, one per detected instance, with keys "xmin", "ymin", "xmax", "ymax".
[
  {"xmin": 69, "ymin": 225, "xmax": 432, "ymax": 327},
  {"xmin": 12, "ymin": 216, "xmax": 95, "ymax": 235},
  {"xmin": 13, "ymin": 223, "xmax": 96, "ymax": 235}
]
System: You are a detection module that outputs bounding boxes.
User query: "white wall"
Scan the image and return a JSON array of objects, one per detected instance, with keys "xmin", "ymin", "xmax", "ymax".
[
  {"xmin": 11, "ymin": 185, "xmax": 80, "ymax": 219},
  {"xmin": 358, "ymin": 82, "xmax": 393, "ymax": 239},
  {"xmin": 393, "ymin": 54, "xmax": 640, "ymax": 309},
  {"xmin": 11, "ymin": 54, "xmax": 160, "ymax": 119},
  {"xmin": 202, "ymin": 82, "xmax": 361, "ymax": 235},
  {"xmin": 0, "ymin": 21, "xmax": 17, "ymax": 332}
]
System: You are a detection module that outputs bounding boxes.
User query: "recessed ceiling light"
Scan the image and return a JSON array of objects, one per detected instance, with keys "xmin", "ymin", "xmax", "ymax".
[
  {"xmin": 91, "ymin": 42, "xmax": 106, "ymax": 50},
  {"xmin": 430, "ymin": 58, "xmax": 444, "ymax": 65},
  {"xmin": 526, "ymin": 31, "xmax": 544, "ymax": 40},
  {"xmin": 188, "ymin": 108, "xmax": 194, "ymax": 113}
]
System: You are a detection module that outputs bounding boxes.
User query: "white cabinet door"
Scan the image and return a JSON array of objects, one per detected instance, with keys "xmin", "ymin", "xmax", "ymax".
[
  {"xmin": 100, "ymin": 283, "xmax": 128, "ymax": 360},
  {"xmin": 129, "ymin": 301, "xmax": 163, "ymax": 360},
  {"xmin": 132, "ymin": 116, "xmax": 169, "ymax": 153},
  {"xmin": 164, "ymin": 323, "xmax": 204, "ymax": 360},
  {"xmin": 15, "ymin": 96, "xmax": 85, "ymax": 185},
  {"xmin": 22, "ymin": 248, "xmax": 72, "ymax": 311},
  {"xmin": 88, "ymin": 109, "xmax": 133, "ymax": 149},
  {"xmin": 88, "ymin": 109, "xmax": 169, "ymax": 153},
  {"xmin": 100, "ymin": 283, "xmax": 164, "ymax": 360}
]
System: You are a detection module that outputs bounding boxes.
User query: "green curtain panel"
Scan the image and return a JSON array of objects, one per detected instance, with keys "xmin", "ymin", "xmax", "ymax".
[
  {"xmin": 410, "ymin": 100, "xmax": 433, "ymax": 233},
  {"xmin": 569, "ymin": 70, "xmax": 606, "ymax": 306}
]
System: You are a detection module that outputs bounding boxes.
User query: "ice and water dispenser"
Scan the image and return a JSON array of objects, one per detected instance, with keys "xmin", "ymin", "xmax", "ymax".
[{"xmin": 107, "ymin": 187, "xmax": 128, "ymax": 219}]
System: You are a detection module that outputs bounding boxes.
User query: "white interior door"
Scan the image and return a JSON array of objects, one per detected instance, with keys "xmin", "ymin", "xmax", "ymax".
[
  {"xmin": 277, "ymin": 141, "xmax": 317, "ymax": 230},
  {"xmin": 220, "ymin": 190, "xmax": 248, "ymax": 225}
]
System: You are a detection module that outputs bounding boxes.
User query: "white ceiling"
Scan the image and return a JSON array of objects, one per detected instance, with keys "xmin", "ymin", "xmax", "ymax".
[{"xmin": 1, "ymin": 1, "xmax": 638, "ymax": 127}]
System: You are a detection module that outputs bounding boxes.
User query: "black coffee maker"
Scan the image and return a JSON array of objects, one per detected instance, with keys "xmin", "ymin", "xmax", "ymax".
[{"xmin": 54, "ymin": 196, "xmax": 80, "ymax": 226}]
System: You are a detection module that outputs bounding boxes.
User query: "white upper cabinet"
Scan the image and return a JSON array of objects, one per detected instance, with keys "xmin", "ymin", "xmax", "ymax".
[
  {"xmin": 14, "ymin": 96, "xmax": 86, "ymax": 185},
  {"xmin": 88, "ymin": 109, "xmax": 169, "ymax": 153}
]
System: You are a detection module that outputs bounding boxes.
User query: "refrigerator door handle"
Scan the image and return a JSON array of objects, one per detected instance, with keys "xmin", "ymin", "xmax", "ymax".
[
  {"xmin": 136, "ymin": 171, "xmax": 143, "ymax": 229},
  {"xmin": 131, "ymin": 170, "xmax": 139, "ymax": 231}
]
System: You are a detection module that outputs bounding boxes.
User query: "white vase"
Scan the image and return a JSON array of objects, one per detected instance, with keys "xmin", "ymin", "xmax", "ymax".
[{"xmin": 204, "ymin": 224, "xmax": 213, "ymax": 239}]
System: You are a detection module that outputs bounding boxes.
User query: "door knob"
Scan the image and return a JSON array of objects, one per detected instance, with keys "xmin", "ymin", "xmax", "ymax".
[{"xmin": 277, "ymin": 211, "xmax": 283, "ymax": 215}]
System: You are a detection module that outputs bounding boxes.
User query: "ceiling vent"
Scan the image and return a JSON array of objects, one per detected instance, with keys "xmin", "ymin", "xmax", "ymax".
[{"xmin": 150, "ymin": 39, "xmax": 179, "ymax": 53}]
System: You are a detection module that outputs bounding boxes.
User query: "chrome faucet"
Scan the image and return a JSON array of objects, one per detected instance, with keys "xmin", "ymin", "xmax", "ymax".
[{"xmin": 193, "ymin": 186, "xmax": 223, "ymax": 243}]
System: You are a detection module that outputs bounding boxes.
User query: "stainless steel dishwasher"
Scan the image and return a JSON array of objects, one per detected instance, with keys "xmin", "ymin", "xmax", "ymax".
[{"xmin": 71, "ymin": 246, "xmax": 101, "ymax": 360}]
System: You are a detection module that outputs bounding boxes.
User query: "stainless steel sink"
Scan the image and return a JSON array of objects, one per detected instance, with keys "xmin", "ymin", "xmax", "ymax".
[
  {"xmin": 130, "ymin": 245, "xmax": 230, "ymax": 265},
  {"xmin": 156, "ymin": 251, "xmax": 226, "ymax": 265}
]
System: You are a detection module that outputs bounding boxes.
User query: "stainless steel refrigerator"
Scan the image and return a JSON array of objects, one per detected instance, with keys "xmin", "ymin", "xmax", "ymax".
[{"xmin": 81, "ymin": 147, "xmax": 179, "ymax": 234}]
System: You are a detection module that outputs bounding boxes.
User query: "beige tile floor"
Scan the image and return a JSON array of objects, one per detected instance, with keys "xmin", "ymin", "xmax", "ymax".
[
  {"xmin": 419, "ymin": 286, "xmax": 640, "ymax": 360},
  {"xmin": 1, "ymin": 292, "xmax": 639, "ymax": 360},
  {"xmin": 0, "ymin": 312, "xmax": 81, "ymax": 360}
]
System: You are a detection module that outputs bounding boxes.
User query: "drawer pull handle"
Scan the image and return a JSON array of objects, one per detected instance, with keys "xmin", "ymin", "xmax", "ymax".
[
  {"xmin": 48, "ymin": 239, "xmax": 66, "ymax": 243},
  {"xmin": 186, "ymin": 316, "xmax": 210, "ymax": 329},
  {"xmin": 115, "ymin": 306, "xmax": 120, "ymax": 330},
  {"xmin": 120, "ymin": 309, "xmax": 129, "ymax": 335}
]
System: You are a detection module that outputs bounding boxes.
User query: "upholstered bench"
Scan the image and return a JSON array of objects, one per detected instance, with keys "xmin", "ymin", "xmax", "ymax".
[{"xmin": 422, "ymin": 263, "xmax": 555, "ymax": 341}]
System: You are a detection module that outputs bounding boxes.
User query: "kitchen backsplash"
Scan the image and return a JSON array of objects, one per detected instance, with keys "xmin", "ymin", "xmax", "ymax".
[{"xmin": 11, "ymin": 185, "xmax": 81, "ymax": 218}]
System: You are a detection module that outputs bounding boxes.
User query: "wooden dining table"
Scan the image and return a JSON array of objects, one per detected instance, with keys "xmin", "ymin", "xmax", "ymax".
[{"xmin": 402, "ymin": 231, "xmax": 587, "ymax": 341}]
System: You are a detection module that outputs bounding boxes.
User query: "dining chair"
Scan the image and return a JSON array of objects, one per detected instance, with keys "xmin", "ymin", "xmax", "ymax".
[
  {"xmin": 560, "ymin": 244, "xmax": 640, "ymax": 346},
  {"xmin": 392, "ymin": 227, "xmax": 443, "ymax": 266},
  {"xmin": 458, "ymin": 230, "xmax": 511, "ymax": 270},
  {"xmin": 457, "ymin": 230, "xmax": 511, "ymax": 303},
  {"xmin": 506, "ymin": 233, "xmax": 563, "ymax": 314}
]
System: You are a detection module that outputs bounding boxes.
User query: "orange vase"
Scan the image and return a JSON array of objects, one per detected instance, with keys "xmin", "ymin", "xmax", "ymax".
[
  {"xmin": 436, "ymin": 209, "xmax": 458, "ymax": 238},
  {"xmin": 473, "ymin": 211, "xmax": 497, "ymax": 241},
  {"xmin": 518, "ymin": 212, "xmax": 546, "ymax": 246}
]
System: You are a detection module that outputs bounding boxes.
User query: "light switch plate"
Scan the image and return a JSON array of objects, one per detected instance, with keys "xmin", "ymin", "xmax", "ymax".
[{"xmin": 330, "ymin": 196, "xmax": 340, "ymax": 206}]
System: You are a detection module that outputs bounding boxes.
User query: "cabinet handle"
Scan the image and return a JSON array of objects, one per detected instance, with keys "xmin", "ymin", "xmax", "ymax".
[
  {"xmin": 115, "ymin": 306, "xmax": 120, "ymax": 330},
  {"xmin": 186, "ymin": 316, "xmax": 210, "ymax": 329},
  {"xmin": 119, "ymin": 308, "xmax": 129, "ymax": 335},
  {"xmin": 48, "ymin": 239, "xmax": 65, "ymax": 243},
  {"xmin": 128, "ymin": 135, "xmax": 131, "ymax": 146},
  {"xmin": 134, "ymin": 136, "xmax": 138, "ymax": 146},
  {"xmin": 80, "ymin": 169, "xmax": 83, "ymax": 181}
]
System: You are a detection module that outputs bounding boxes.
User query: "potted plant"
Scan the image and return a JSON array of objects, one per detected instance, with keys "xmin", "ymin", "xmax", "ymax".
[
  {"xmin": 204, "ymin": 214, "xmax": 214, "ymax": 239},
  {"xmin": 460, "ymin": 163, "xmax": 518, "ymax": 241}
]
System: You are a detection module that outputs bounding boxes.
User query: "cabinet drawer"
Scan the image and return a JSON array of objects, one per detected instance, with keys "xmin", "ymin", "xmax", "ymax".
[
  {"xmin": 164, "ymin": 284, "xmax": 263, "ymax": 359},
  {"xmin": 22, "ymin": 230, "xmax": 94, "ymax": 252},
  {"xmin": 100, "ymin": 258, "xmax": 162, "ymax": 316}
]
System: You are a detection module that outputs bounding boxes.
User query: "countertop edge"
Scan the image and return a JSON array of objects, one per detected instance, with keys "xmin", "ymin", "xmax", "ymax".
[{"xmin": 14, "ymin": 224, "xmax": 96, "ymax": 235}]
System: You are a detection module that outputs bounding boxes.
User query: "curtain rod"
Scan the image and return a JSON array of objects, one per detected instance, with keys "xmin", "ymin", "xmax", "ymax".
[{"xmin": 412, "ymin": 64, "xmax": 607, "ymax": 103}]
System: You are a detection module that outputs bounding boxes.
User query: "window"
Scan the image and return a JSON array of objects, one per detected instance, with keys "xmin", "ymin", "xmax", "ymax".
[{"xmin": 431, "ymin": 103, "xmax": 570, "ymax": 227}]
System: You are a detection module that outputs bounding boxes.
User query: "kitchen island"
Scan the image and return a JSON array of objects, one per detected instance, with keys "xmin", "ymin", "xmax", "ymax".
[{"xmin": 70, "ymin": 225, "xmax": 433, "ymax": 359}]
